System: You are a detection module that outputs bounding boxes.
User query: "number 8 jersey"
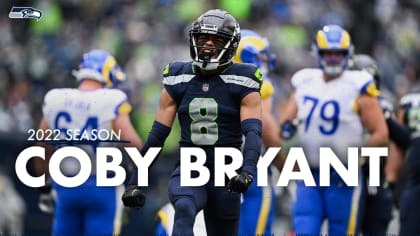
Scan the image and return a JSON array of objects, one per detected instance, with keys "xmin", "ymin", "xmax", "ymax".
[
  {"xmin": 291, "ymin": 68, "xmax": 378, "ymax": 168},
  {"xmin": 162, "ymin": 61, "xmax": 262, "ymax": 148}
]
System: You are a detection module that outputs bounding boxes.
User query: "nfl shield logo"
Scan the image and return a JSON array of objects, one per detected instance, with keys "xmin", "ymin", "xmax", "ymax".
[{"xmin": 202, "ymin": 83, "xmax": 209, "ymax": 92}]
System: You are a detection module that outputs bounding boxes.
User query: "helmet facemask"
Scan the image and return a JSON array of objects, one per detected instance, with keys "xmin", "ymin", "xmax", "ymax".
[
  {"xmin": 189, "ymin": 9, "xmax": 241, "ymax": 71},
  {"xmin": 191, "ymin": 33, "xmax": 236, "ymax": 70},
  {"xmin": 319, "ymin": 50, "xmax": 350, "ymax": 78}
]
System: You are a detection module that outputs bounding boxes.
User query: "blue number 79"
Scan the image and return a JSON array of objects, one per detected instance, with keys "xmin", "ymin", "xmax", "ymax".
[{"xmin": 303, "ymin": 95, "xmax": 340, "ymax": 135}]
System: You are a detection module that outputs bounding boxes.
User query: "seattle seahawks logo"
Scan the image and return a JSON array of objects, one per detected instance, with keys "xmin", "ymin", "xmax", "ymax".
[{"xmin": 9, "ymin": 6, "xmax": 42, "ymax": 20}]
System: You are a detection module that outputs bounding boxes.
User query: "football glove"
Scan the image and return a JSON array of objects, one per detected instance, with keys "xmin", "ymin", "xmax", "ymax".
[
  {"xmin": 384, "ymin": 181, "xmax": 399, "ymax": 209},
  {"xmin": 227, "ymin": 172, "xmax": 253, "ymax": 193},
  {"xmin": 37, "ymin": 182, "xmax": 56, "ymax": 214},
  {"xmin": 281, "ymin": 120, "xmax": 297, "ymax": 140},
  {"xmin": 122, "ymin": 185, "xmax": 146, "ymax": 208}
]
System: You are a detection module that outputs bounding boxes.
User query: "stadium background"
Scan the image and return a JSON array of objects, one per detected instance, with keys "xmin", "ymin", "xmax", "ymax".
[{"xmin": 0, "ymin": 0, "xmax": 418, "ymax": 235}]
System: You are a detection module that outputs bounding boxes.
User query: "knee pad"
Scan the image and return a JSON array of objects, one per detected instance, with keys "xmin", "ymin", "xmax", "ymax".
[{"xmin": 174, "ymin": 198, "xmax": 196, "ymax": 220}]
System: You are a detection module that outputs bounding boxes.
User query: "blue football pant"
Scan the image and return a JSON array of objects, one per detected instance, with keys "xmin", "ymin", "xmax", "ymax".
[
  {"xmin": 292, "ymin": 171, "xmax": 365, "ymax": 235},
  {"xmin": 53, "ymin": 176, "xmax": 123, "ymax": 236},
  {"xmin": 399, "ymin": 182, "xmax": 420, "ymax": 235},
  {"xmin": 168, "ymin": 166, "xmax": 241, "ymax": 236}
]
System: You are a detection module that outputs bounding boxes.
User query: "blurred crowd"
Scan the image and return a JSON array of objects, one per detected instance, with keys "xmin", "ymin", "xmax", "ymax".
[{"xmin": 0, "ymin": 0, "xmax": 419, "ymax": 235}]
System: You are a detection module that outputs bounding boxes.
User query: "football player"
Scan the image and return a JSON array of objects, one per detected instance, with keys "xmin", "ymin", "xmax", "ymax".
[
  {"xmin": 155, "ymin": 202, "xmax": 207, "ymax": 235},
  {"xmin": 393, "ymin": 90, "xmax": 420, "ymax": 235},
  {"xmin": 233, "ymin": 29, "xmax": 284, "ymax": 235},
  {"xmin": 350, "ymin": 54, "xmax": 410, "ymax": 235},
  {"xmin": 281, "ymin": 25, "xmax": 388, "ymax": 235},
  {"xmin": 34, "ymin": 49, "xmax": 142, "ymax": 236},
  {"xmin": 122, "ymin": 9, "xmax": 263, "ymax": 236}
]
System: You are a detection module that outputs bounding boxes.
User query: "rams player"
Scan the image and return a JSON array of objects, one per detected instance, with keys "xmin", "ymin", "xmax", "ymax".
[
  {"xmin": 233, "ymin": 29, "xmax": 284, "ymax": 235},
  {"xmin": 281, "ymin": 25, "xmax": 388, "ymax": 235},
  {"xmin": 34, "ymin": 49, "xmax": 142, "ymax": 236},
  {"xmin": 122, "ymin": 9, "xmax": 263, "ymax": 236}
]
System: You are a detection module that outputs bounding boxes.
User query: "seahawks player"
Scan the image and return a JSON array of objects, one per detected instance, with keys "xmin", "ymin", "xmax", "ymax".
[
  {"xmin": 122, "ymin": 9, "xmax": 263, "ymax": 236},
  {"xmin": 394, "ymin": 90, "xmax": 420, "ymax": 235},
  {"xmin": 34, "ymin": 49, "xmax": 142, "ymax": 236},
  {"xmin": 281, "ymin": 25, "xmax": 388, "ymax": 235},
  {"xmin": 350, "ymin": 54, "xmax": 411, "ymax": 235}
]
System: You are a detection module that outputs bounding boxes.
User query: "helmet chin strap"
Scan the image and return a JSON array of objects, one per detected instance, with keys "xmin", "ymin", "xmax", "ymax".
[
  {"xmin": 193, "ymin": 61, "xmax": 219, "ymax": 70},
  {"xmin": 198, "ymin": 51, "xmax": 214, "ymax": 69}
]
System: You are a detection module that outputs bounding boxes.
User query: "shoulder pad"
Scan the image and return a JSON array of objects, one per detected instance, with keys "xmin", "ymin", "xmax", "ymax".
[
  {"xmin": 227, "ymin": 63, "xmax": 262, "ymax": 82},
  {"xmin": 162, "ymin": 61, "xmax": 193, "ymax": 77},
  {"xmin": 291, "ymin": 68, "xmax": 321, "ymax": 88},
  {"xmin": 220, "ymin": 63, "xmax": 262, "ymax": 89},
  {"xmin": 105, "ymin": 88, "xmax": 128, "ymax": 101},
  {"xmin": 400, "ymin": 93, "xmax": 420, "ymax": 107},
  {"xmin": 261, "ymin": 79, "xmax": 274, "ymax": 99},
  {"xmin": 356, "ymin": 70, "xmax": 379, "ymax": 97},
  {"xmin": 44, "ymin": 88, "xmax": 67, "ymax": 104}
]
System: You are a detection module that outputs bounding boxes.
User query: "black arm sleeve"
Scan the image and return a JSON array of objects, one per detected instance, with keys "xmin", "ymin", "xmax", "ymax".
[
  {"xmin": 386, "ymin": 118, "xmax": 411, "ymax": 150},
  {"xmin": 126, "ymin": 121, "xmax": 171, "ymax": 185}
]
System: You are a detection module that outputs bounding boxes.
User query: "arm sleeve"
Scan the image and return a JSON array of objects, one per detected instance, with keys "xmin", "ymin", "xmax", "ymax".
[
  {"xmin": 241, "ymin": 118, "xmax": 262, "ymax": 174},
  {"xmin": 387, "ymin": 118, "xmax": 411, "ymax": 149},
  {"xmin": 139, "ymin": 121, "xmax": 171, "ymax": 156},
  {"xmin": 126, "ymin": 121, "xmax": 171, "ymax": 185}
]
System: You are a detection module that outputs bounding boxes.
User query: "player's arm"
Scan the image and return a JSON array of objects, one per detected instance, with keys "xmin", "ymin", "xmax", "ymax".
[
  {"xmin": 385, "ymin": 141, "xmax": 405, "ymax": 184},
  {"xmin": 280, "ymin": 90, "xmax": 298, "ymax": 139},
  {"xmin": 385, "ymin": 108, "xmax": 407, "ymax": 184},
  {"xmin": 357, "ymin": 94, "xmax": 389, "ymax": 147},
  {"xmin": 34, "ymin": 117, "xmax": 53, "ymax": 177},
  {"xmin": 138, "ymin": 88, "xmax": 176, "ymax": 155},
  {"xmin": 34, "ymin": 117, "xmax": 55, "ymax": 213},
  {"xmin": 112, "ymin": 97, "xmax": 142, "ymax": 148},
  {"xmin": 122, "ymin": 88, "xmax": 176, "ymax": 208},
  {"xmin": 154, "ymin": 88, "xmax": 178, "ymax": 127},
  {"xmin": 114, "ymin": 114, "xmax": 142, "ymax": 148},
  {"xmin": 280, "ymin": 90, "xmax": 298, "ymax": 123},
  {"xmin": 240, "ymin": 91, "xmax": 262, "ymax": 173},
  {"xmin": 380, "ymin": 98, "xmax": 411, "ymax": 149},
  {"xmin": 228, "ymin": 91, "xmax": 262, "ymax": 193},
  {"xmin": 261, "ymin": 96, "xmax": 285, "ymax": 171}
]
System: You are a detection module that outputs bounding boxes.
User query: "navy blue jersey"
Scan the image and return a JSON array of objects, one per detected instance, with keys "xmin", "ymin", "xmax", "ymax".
[
  {"xmin": 163, "ymin": 61, "xmax": 262, "ymax": 148},
  {"xmin": 400, "ymin": 92, "xmax": 420, "ymax": 138},
  {"xmin": 400, "ymin": 92, "xmax": 420, "ymax": 181}
]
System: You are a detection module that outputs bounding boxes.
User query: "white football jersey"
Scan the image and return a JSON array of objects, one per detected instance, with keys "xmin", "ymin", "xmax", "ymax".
[
  {"xmin": 292, "ymin": 68, "xmax": 376, "ymax": 168},
  {"xmin": 42, "ymin": 88, "xmax": 131, "ymax": 174}
]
